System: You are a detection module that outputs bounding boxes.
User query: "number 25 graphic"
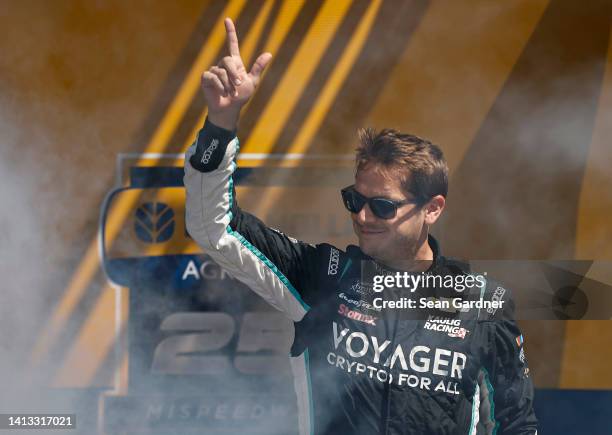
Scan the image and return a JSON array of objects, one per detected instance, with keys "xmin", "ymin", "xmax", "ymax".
[{"xmin": 151, "ymin": 312, "xmax": 292, "ymax": 375}]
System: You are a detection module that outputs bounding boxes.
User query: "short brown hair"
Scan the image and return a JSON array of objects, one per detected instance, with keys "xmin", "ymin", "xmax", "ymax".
[{"xmin": 355, "ymin": 128, "xmax": 448, "ymax": 205}]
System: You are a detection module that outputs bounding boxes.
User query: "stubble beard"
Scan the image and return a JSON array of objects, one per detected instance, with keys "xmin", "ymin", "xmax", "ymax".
[{"xmin": 360, "ymin": 233, "xmax": 422, "ymax": 270}]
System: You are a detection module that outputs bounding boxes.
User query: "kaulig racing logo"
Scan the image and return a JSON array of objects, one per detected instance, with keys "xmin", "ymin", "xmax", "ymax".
[
  {"xmin": 134, "ymin": 202, "xmax": 175, "ymax": 243},
  {"xmin": 423, "ymin": 315, "xmax": 469, "ymax": 339}
]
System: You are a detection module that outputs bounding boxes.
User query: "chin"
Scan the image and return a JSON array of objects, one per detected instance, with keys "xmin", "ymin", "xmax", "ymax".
[{"xmin": 359, "ymin": 239, "xmax": 385, "ymax": 260}]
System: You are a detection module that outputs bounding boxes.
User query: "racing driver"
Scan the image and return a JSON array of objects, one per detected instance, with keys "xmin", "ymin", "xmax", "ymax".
[{"xmin": 184, "ymin": 18, "xmax": 538, "ymax": 435}]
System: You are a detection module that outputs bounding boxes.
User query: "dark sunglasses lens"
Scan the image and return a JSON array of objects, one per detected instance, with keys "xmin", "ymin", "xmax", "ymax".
[
  {"xmin": 342, "ymin": 190, "xmax": 363, "ymax": 213},
  {"xmin": 370, "ymin": 199, "xmax": 397, "ymax": 219}
]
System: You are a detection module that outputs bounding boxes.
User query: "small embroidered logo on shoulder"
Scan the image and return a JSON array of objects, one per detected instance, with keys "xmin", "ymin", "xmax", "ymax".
[
  {"xmin": 328, "ymin": 248, "xmax": 340, "ymax": 275},
  {"xmin": 487, "ymin": 286, "xmax": 506, "ymax": 316},
  {"xmin": 200, "ymin": 138, "xmax": 219, "ymax": 164}
]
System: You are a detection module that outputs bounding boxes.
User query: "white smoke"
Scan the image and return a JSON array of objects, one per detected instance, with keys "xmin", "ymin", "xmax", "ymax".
[{"xmin": 0, "ymin": 85, "xmax": 110, "ymax": 434}]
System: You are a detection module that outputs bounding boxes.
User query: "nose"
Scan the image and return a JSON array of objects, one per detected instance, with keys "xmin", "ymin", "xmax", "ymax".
[{"xmin": 354, "ymin": 203, "xmax": 377, "ymax": 225}]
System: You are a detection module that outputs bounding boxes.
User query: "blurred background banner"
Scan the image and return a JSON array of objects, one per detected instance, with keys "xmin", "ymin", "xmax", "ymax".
[{"xmin": 0, "ymin": 0, "xmax": 611, "ymax": 434}]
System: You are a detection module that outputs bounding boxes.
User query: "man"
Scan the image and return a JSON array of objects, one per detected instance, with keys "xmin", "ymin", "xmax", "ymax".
[{"xmin": 184, "ymin": 18, "xmax": 537, "ymax": 435}]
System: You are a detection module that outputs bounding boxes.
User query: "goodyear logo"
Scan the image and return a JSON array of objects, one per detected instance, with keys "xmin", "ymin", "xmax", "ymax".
[{"xmin": 134, "ymin": 202, "xmax": 175, "ymax": 244}]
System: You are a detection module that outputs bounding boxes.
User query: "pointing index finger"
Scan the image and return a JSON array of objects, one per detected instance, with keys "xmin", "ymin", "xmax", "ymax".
[{"xmin": 224, "ymin": 18, "xmax": 241, "ymax": 58}]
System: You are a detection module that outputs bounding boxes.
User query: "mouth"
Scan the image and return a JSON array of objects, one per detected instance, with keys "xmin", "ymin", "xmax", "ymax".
[{"xmin": 356, "ymin": 226, "xmax": 386, "ymax": 236}]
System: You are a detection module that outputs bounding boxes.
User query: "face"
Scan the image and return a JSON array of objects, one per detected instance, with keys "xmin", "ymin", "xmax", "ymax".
[{"xmin": 351, "ymin": 163, "xmax": 444, "ymax": 264}]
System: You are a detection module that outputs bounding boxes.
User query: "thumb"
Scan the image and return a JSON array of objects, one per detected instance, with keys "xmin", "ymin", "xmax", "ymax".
[{"xmin": 248, "ymin": 52, "xmax": 272, "ymax": 83}]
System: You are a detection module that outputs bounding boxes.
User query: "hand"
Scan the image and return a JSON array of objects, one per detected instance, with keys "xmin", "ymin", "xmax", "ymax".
[{"xmin": 201, "ymin": 18, "xmax": 272, "ymax": 131}]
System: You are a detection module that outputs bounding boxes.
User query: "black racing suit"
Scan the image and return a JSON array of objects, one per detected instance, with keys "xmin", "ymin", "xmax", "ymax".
[{"xmin": 184, "ymin": 119, "xmax": 538, "ymax": 435}]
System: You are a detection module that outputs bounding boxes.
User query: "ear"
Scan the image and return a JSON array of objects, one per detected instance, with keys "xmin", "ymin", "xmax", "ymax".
[{"xmin": 423, "ymin": 195, "xmax": 445, "ymax": 225}]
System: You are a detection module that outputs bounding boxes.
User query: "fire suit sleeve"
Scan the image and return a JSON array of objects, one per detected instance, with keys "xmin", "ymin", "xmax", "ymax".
[
  {"xmin": 184, "ymin": 118, "xmax": 316, "ymax": 322},
  {"xmin": 480, "ymin": 299, "xmax": 538, "ymax": 435}
]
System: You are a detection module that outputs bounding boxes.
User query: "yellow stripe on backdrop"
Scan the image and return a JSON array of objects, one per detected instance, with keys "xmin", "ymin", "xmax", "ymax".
[
  {"xmin": 290, "ymin": 0, "xmax": 381, "ymax": 156},
  {"xmin": 52, "ymin": 283, "xmax": 116, "ymax": 387},
  {"xmin": 241, "ymin": 0, "xmax": 353, "ymax": 155},
  {"xmin": 561, "ymin": 25, "xmax": 612, "ymax": 390},
  {"xmin": 183, "ymin": 0, "xmax": 291, "ymax": 150},
  {"xmin": 143, "ymin": 0, "xmax": 247, "ymax": 155},
  {"xmin": 250, "ymin": 0, "xmax": 383, "ymax": 218},
  {"xmin": 365, "ymin": 0, "xmax": 549, "ymax": 174},
  {"xmin": 231, "ymin": 0, "xmax": 354, "ymax": 222},
  {"xmin": 115, "ymin": 285, "xmax": 129, "ymax": 393},
  {"xmin": 29, "ymin": 0, "xmax": 249, "ymax": 371}
]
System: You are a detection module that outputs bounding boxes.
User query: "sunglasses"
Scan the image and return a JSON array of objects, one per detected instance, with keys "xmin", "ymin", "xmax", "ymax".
[{"xmin": 340, "ymin": 185, "xmax": 418, "ymax": 220}]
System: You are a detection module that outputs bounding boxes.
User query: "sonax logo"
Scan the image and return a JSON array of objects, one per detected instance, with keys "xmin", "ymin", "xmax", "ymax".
[{"xmin": 134, "ymin": 202, "xmax": 175, "ymax": 243}]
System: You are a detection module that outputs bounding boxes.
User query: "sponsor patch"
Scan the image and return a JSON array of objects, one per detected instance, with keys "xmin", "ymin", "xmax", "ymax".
[
  {"xmin": 423, "ymin": 315, "xmax": 469, "ymax": 339},
  {"xmin": 338, "ymin": 292, "xmax": 381, "ymax": 313},
  {"xmin": 200, "ymin": 138, "xmax": 219, "ymax": 164},
  {"xmin": 328, "ymin": 248, "xmax": 340, "ymax": 275},
  {"xmin": 338, "ymin": 303, "xmax": 377, "ymax": 325},
  {"xmin": 487, "ymin": 286, "xmax": 506, "ymax": 316},
  {"xmin": 329, "ymin": 322, "xmax": 468, "ymax": 394},
  {"xmin": 515, "ymin": 334, "xmax": 524, "ymax": 347},
  {"xmin": 447, "ymin": 327, "xmax": 469, "ymax": 339},
  {"xmin": 349, "ymin": 279, "xmax": 374, "ymax": 296}
]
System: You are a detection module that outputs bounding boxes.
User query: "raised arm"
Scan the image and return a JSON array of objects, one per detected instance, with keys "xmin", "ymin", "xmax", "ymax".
[
  {"xmin": 184, "ymin": 18, "xmax": 316, "ymax": 322},
  {"xmin": 200, "ymin": 18, "xmax": 271, "ymax": 131}
]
